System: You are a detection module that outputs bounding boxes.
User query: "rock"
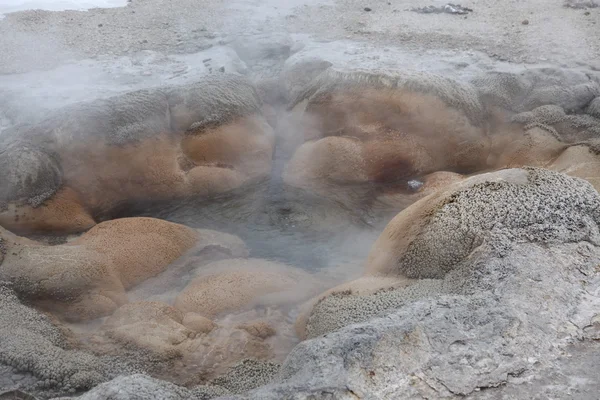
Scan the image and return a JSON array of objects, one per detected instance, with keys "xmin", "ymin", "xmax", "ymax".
[
  {"xmin": 367, "ymin": 168, "xmax": 600, "ymax": 277},
  {"xmin": 410, "ymin": 4, "xmax": 473, "ymax": 15},
  {"xmin": 282, "ymin": 68, "xmax": 490, "ymax": 209},
  {"xmin": 564, "ymin": 0, "xmax": 598, "ymax": 9},
  {"xmin": 211, "ymin": 359, "xmax": 279, "ymax": 395},
  {"xmin": 549, "ymin": 144, "xmax": 600, "ymax": 191},
  {"xmin": 364, "ymin": 7, "xmax": 372, "ymax": 12},
  {"xmin": 183, "ymin": 313, "xmax": 217, "ymax": 334},
  {"xmin": 233, "ymin": 168, "xmax": 600, "ymax": 399},
  {"xmin": 51, "ymin": 374, "xmax": 230, "ymax": 400},
  {"xmin": 279, "ymin": 56, "xmax": 332, "ymax": 102},
  {"xmin": 294, "ymin": 276, "xmax": 414, "ymax": 339},
  {"xmin": 99, "ymin": 302, "xmax": 194, "ymax": 360},
  {"xmin": 127, "ymin": 229, "xmax": 250, "ymax": 303},
  {"xmin": 588, "ymin": 97, "xmax": 600, "ymax": 118},
  {"xmin": 0, "ymin": 74, "xmax": 275, "ymax": 234},
  {"xmin": 522, "ymin": 19, "xmax": 529, "ymax": 25},
  {"xmin": 237, "ymin": 321, "xmax": 276, "ymax": 339},
  {"xmin": 93, "ymin": 306, "xmax": 277, "ymax": 385},
  {"xmin": 174, "ymin": 258, "xmax": 318, "ymax": 318},
  {"xmin": 0, "ymin": 284, "xmax": 134, "ymax": 399},
  {"xmin": 471, "ymin": 67, "xmax": 599, "ymax": 113},
  {"xmin": 274, "ymin": 65, "xmax": 600, "ymax": 220},
  {"xmin": 0, "ymin": 390, "xmax": 36, "ymax": 400},
  {"xmin": 0, "ymin": 217, "xmax": 199, "ymax": 321}
]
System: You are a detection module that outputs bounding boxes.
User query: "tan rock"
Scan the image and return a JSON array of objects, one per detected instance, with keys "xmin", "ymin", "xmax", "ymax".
[
  {"xmin": 182, "ymin": 313, "xmax": 217, "ymax": 334},
  {"xmin": 549, "ymin": 144, "xmax": 600, "ymax": 192},
  {"xmin": 237, "ymin": 321, "xmax": 276, "ymax": 339},
  {"xmin": 100, "ymin": 301, "xmax": 193, "ymax": 360},
  {"xmin": 174, "ymin": 258, "xmax": 316, "ymax": 318},
  {"xmin": 0, "ymin": 75, "xmax": 275, "ymax": 234},
  {"xmin": 0, "ymin": 217, "xmax": 199, "ymax": 321}
]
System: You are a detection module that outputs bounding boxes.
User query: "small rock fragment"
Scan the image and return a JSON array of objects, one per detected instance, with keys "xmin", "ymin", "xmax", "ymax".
[
  {"xmin": 237, "ymin": 321, "xmax": 276, "ymax": 339},
  {"xmin": 564, "ymin": 0, "xmax": 598, "ymax": 9},
  {"xmin": 411, "ymin": 3, "xmax": 473, "ymax": 15}
]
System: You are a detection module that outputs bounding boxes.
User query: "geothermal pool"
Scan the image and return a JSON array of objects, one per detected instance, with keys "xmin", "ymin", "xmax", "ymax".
[{"xmin": 1, "ymin": 1, "xmax": 600, "ymax": 398}]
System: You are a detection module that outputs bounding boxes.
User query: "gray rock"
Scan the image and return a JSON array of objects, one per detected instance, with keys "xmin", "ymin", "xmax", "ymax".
[
  {"xmin": 231, "ymin": 33, "xmax": 293, "ymax": 64},
  {"xmin": 0, "ymin": 390, "xmax": 37, "ymax": 400},
  {"xmin": 211, "ymin": 359, "xmax": 279, "ymax": 395},
  {"xmin": 0, "ymin": 283, "xmax": 136, "ymax": 399},
  {"xmin": 230, "ymin": 242, "xmax": 600, "ymax": 399},
  {"xmin": 564, "ymin": 0, "xmax": 599, "ymax": 9},
  {"xmin": 472, "ymin": 67, "xmax": 600, "ymax": 113},
  {"xmin": 393, "ymin": 168, "xmax": 600, "ymax": 279},
  {"xmin": 231, "ymin": 33, "xmax": 294, "ymax": 79},
  {"xmin": 411, "ymin": 4, "xmax": 473, "ymax": 15},
  {"xmin": 279, "ymin": 56, "xmax": 333, "ymax": 103},
  {"xmin": 0, "ymin": 141, "xmax": 62, "ymax": 208},
  {"xmin": 288, "ymin": 67, "xmax": 486, "ymax": 125},
  {"xmin": 588, "ymin": 96, "xmax": 600, "ymax": 118},
  {"xmin": 223, "ymin": 169, "xmax": 600, "ymax": 399},
  {"xmin": 51, "ymin": 374, "xmax": 230, "ymax": 400},
  {"xmin": 0, "ymin": 73, "xmax": 262, "ymax": 209}
]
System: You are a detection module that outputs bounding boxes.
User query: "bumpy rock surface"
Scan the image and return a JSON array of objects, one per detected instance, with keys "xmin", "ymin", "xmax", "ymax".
[
  {"xmin": 280, "ymin": 65, "xmax": 600, "ymax": 214},
  {"xmin": 211, "ymin": 359, "xmax": 279, "ymax": 395},
  {"xmin": 471, "ymin": 67, "xmax": 599, "ymax": 113},
  {"xmin": 51, "ymin": 374, "xmax": 230, "ymax": 400},
  {"xmin": 0, "ymin": 284, "xmax": 135, "ymax": 399},
  {"xmin": 230, "ymin": 168, "xmax": 600, "ymax": 399},
  {"xmin": 367, "ymin": 168, "xmax": 600, "ymax": 278},
  {"xmin": 0, "ymin": 217, "xmax": 199, "ymax": 321},
  {"xmin": 0, "ymin": 74, "xmax": 274, "ymax": 234},
  {"xmin": 51, "ymin": 360, "xmax": 281, "ymax": 400}
]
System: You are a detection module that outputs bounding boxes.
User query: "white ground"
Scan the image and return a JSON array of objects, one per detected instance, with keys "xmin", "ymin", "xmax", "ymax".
[{"xmin": 0, "ymin": 0, "xmax": 126, "ymax": 17}]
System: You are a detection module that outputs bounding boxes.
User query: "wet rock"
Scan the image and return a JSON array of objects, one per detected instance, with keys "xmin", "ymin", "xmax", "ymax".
[
  {"xmin": 174, "ymin": 258, "xmax": 317, "ymax": 318},
  {"xmin": 233, "ymin": 168, "xmax": 600, "ymax": 399},
  {"xmin": 0, "ymin": 217, "xmax": 200, "ymax": 321},
  {"xmin": 183, "ymin": 313, "xmax": 217, "ymax": 334},
  {"xmin": 0, "ymin": 74, "xmax": 274, "ymax": 234},
  {"xmin": 99, "ymin": 302, "xmax": 194, "ymax": 360}
]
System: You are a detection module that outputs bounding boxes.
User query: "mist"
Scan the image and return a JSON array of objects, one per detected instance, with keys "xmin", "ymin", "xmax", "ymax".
[{"xmin": 0, "ymin": 0, "xmax": 599, "ymax": 398}]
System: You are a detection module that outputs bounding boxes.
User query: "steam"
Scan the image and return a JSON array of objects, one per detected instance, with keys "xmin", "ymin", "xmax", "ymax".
[{"xmin": 3, "ymin": 0, "xmax": 598, "ymax": 394}]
